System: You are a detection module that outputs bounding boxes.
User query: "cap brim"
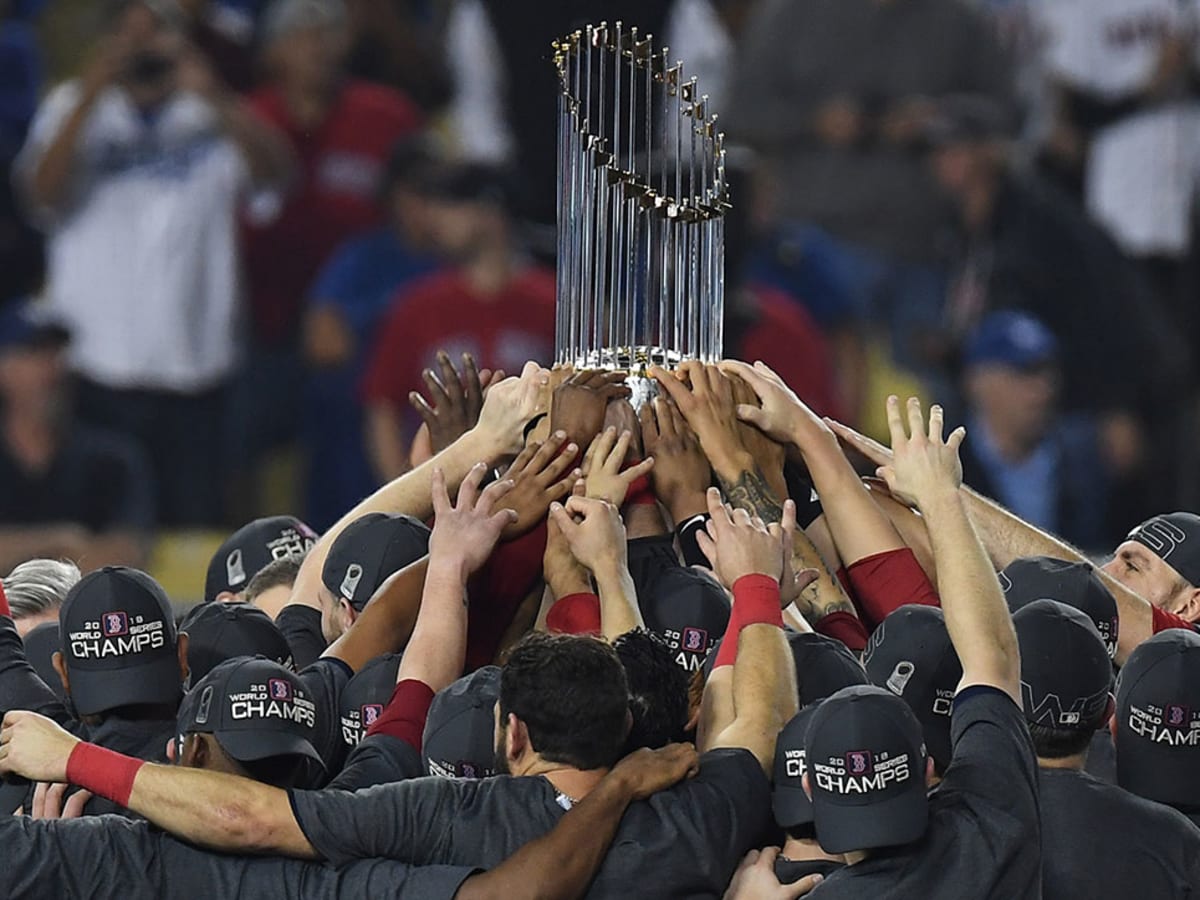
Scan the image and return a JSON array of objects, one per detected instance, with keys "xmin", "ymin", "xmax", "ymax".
[
  {"xmin": 70, "ymin": 654, "xmax": 181, "ymax": 717},
  {"xmin": 215, "ymin": 729, "xmax": 325, "ymax": 769},
  {"xmin": 772, "ymin": 784, "xmax": 814, "ymax": 830},
  {"xmin": 812, "ymin": 782, "xmax": 928, "ymax": 854}
]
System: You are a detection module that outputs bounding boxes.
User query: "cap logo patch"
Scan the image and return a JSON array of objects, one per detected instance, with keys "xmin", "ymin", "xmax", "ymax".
[
  {"xmin": 682, "ymin": 627, "xmax": 708, "ymax": 653},
  {"xmin": 886, "ymin": 661, "xmax": 915, "ymax": 696},
  {"xmin": 847, "ymin": 750, "xmax": 874, "ymax": 776},
  {"xmin": 267, "ymin": 528, "xmax": 315, "ymax": 562},
  {"xmin": 814, "ymin": 749, "xmax": 911, "ymax": 795},
  {"xmin": 229, "ymin": 680, "xmax": 316, "ymax": 729},
  {"xmin": 103, "ymin": 612, "xmax": 128, "ymax": 637},
  {"xmin": 340, "ymin": 564, "xmax": 364, "ymax": 602},
  {"xmin": 195, "ymin": 685, "xmax": 214, "ymax": 726},
  {"xmin": 226, "ymin": 549, "xmax": 246, "ymax": 587},
  {"xmin": 1022, "ymin": 681, "xmax": 1109, "ymax": 728},
  {"xmin": 362, "ymin": 704, "xmax": 383, "ymax": 727},
  {"xmin": 1131, "ymin": 518, "xmax": 1187, "ymax": 561},
  {"xmin": 1167, "ymin": 705, "xmax": 1189, "ymax": 728},
  {"xmin": 268, "ymin": 678, "xmax": 293, "ymax": 702},
  {"xmin": 1127, "ymin": 701, "xmax": 1200, "ymax": 746}
]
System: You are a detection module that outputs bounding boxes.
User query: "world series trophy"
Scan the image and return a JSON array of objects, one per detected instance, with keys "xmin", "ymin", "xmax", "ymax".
[{"xmin": 553, "ymin": 23, "xmax": 729, "ymax": 403}]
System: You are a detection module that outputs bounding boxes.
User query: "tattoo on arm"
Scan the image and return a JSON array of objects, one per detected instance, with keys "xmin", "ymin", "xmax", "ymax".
[{"xmin": 718, "ymin": 466, "xmax": 784, "ymax": 524}]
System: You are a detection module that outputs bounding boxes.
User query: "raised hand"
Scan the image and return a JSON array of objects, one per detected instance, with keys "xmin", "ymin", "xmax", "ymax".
[
  {"xmin": 548, "ymin": 495, "xmax": 629, "ymax": 575},
  {"xmin": 719, "ymin": 359, "xmax": 834, "ymax": 451},
  {"xmin": 550, "ymin": 369, "xmax": 631, "ymax": 449},
  {"xmin": 640, "ymin": 395, "xmax": 711, "ymax": 522},
  {"xmin": 776, "ymin": 499, "xmax": 821, "ymax": 609},
  {"xmin": 475, "ymin": 362, "xmax": 551, "ymax": 455},
  {"xmin": 409, "ymin": 351, "xmax": 497, "ymax": 455},
  {"xmin": 876, "ymin": 397, "xmax": 965, "ymax": 512},
  {"xmin": 429, "ymin": 463, "xmax": 517, "ymax": 579},
  {"xmin": 825, "ymin": 417, "xmax": 895, "ymax": 468},
  {"xmin": 582, "ymin": 427, "xmax": 655, "ymax": 507},
  {"xmin": 723, "ymin": 847, "xmax": 824, "ymax": 899},
  {"xmin": 608, "ymin": 743, "xmax": 700, "ymax": 801},
  {"xmin": 500, "ymin": 431, "xmax": 580, "ymax": 538},
  {"xmin": 0, "ymin": 711, "xmax": 79, "ymax": 784},
  {"xmin": 695, "ymin": 487, "xmax": 786, "ymax": 588},
  {"xmin": 543, "ymin": 493, "xmax": 592, "ymax": 598},
  {"xmin": 650, "ymin": 362, "xmax": 748, "ymax": 475}
]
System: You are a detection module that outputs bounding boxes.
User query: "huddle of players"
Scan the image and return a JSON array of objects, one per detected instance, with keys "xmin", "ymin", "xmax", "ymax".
[{"xmin": 1, "ymin": 357, "xmax": 1200, "ymax": 899}]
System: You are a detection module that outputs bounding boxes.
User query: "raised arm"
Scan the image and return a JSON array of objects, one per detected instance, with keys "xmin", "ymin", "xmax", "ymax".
[
  {"xmin": 876, "ymin": 398, "xmax": 1020, "ymax": 702},
  {"xmin": 457, "ymin": 744, "xmax": 699, "ymax": 900},
  {"xmin": 0, "ymin": 711, "xmax": 311, "ymax": 857}
]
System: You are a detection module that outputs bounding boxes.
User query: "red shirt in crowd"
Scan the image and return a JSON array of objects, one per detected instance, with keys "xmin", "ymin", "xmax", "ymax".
[
  {"xmin": 734, "ymin": 286, "xmax": 845, "ymax": 422},
  {"xmin": 245, "ymin": 80, "xmax": 421, "ymax": 342},
  {"xmin": 362, "ymin": 266, "xmax": 557, "ymax": 421}
]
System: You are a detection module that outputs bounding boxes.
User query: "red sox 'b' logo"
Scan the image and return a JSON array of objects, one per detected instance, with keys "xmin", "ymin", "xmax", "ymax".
[
  {"xmin": 362, "ymin": 704, "xmax": 383, "ymax": 727},
  {"xmin": 268, "ymin": 679, "xmax": 293, "ymax": 702},
  {"xmin": 1167, "ymin": 705, "xmax": 1189, "ymax": 728},
  {"xmin": 846, "ymin": 750, "xmax": 874, "ymax": 776},
  {"xmin": 682, "ymin": 627, "xmax": 708, "ymax": 653},
  {"xmin": 102, "ymin": 612, "xmax": 128, "ymax": 637}
]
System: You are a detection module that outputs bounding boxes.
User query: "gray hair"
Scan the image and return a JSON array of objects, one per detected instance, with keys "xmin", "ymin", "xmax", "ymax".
[{"xmin": 4, "ymin": 559, "xmax": 82, "ymax": 620}]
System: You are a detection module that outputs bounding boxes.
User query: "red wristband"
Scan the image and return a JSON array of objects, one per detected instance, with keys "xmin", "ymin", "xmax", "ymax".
[
  {"xmin": 65, "ymin": 742, "xmax": 144, "ymax": 809},
  {"xmin": 366, "ymin": 678, "xmax": 436, "ymax": 752},
  {"xmin": 623, "ymin": 473, "xmax": 658, "ymax": 507},
  {"xmin": 814, "ymin": 610, "xmax": 869, "ymax": 653},
  {"xmin": 546, "ymin": 592, "xmax": 602, "ymax": 635},
  {"xmin": 713, "ymin": 574, "xmax": 784, "ymax": 669},
  {"xmin": 0, "ymin": 582, "xmax": 9, "ymax": 618}
]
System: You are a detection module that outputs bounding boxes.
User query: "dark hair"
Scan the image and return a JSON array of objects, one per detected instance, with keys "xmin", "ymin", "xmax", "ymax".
[
  {"xmin": 1028, "ymin": 723, "xmax": 1097, "ymax": 760},
  {"xmin": 613, "ymin": 630, "xmax": 689, "ymax": 754},
  {"xmin": 244, "ymin": 557, "xmax": 304, "ymax": 603},
  {"xmin": 500, "ymin": 632, "xmax": 630, "ymax": 771}
]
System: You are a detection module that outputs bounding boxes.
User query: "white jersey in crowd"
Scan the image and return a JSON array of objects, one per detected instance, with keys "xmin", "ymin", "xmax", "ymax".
[
  {"xmin": 1036, "ymin": 0, "xmax": 1200, "ymax": 258},
  {"xmin": 15, "ymin": 83, "xmax": 252, "ymax": 393}
]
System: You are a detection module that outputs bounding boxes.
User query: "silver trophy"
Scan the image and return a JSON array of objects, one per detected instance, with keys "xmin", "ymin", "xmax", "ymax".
[{"xmin": 553, "ymin": 23, "xmax": 729, "ymax": 398}]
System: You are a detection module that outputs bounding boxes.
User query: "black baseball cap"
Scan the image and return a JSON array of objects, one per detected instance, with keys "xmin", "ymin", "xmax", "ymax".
[
  {"xmin": 59, "ymin": 567, "xmax": 180, "ymax": 716},
  {"xmin": 1115, "ymin": 629, "xmax": 1200, "ymax": 811},
  {"xmin": 863, "ymin": 605, "xmax": 961, "ymax": 771},
  {"xmin": 806, "ymin": 684, "xmax": 929, "ymax": 854},
  {"xmin": 1000, "ymin": 556, "xmax": 1119, "ymax": 659},
  {"xmin": 423, "ymin": 666, "xmax": 501, "ymax": 779},
  {"xmin": 1125, "ymin": 513, "xmax": 1200, "ymax": 587},
  {"xmin": 631, "ymin": 538, "xmax": 730, "ymax": 673},
  {"xmin": 177, "ymin": 657, "xmax": 323, "ymax": 768},
  {"xmin": 21, "ymin": 621, "xmax": 64, "ymax": 701},
  {"xmin": 321, "ymin": 513, "xmax": 430, "ymax": 612},
  {"xmin": 205, "ymin": 516, "xmax": 316, "ymax": 602},
  {"xmin": 1013, "ymin": 600, "xmax": 1112, "ymax": 733},
  {"xmin": 773, "ymin": 703, "xmax": 823, "ymax": 831},
  {"xmin": 338, "ymin": 651, "xmax": 402, "ymax": 747},
  {"xmin": 179, "ymin": 601, "xmax": 292, "ymax": 688},
  {"xmin": 705, "ymin": 629, "xmax": 868, "ymax": 708}
]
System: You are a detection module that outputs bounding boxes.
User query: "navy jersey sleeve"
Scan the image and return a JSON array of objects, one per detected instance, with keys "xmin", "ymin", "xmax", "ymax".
[
  {"xmin": 276, "ymin": 605, "xmax": 328, "ymax": 671},
  {"xmin": 942, "ymin": 686, "xmax": 1040, "ymax": 817},
  {"xmin": 0, "ymin": 614, "xmax": 71, "ymax": 725},
  {"xmin": 328, "ymin": 733, "xmax": 425, "ymax": 792},
  {"xmin": 296, "ymin": 657, "xmax": 353, "ymax": 785},
  {"xmin": 290, "ymin": 777, "xmax": 466, "ymax": 867}
]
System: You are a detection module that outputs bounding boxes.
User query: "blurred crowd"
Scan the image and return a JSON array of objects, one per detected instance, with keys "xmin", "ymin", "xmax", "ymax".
[{"xmin": 1, "ymin": 0, "xmax": 1199, "ymax": 578}]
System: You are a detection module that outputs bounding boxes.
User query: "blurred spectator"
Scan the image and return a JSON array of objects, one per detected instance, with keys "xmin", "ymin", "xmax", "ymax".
[
  {"xmin": 442, "ymin": 0, "xmax": 672, "ymax": 252},
  {"xmin": 927, "ymin": 96, "xmax": 1189, "ymax": 530},
  {"xmin": 727, "ymin": 0, "xmax": 1014, "ymax": 393},
  {"xmin": 3, "ymin": 557, "xmax": 80, "ymax": 638},
  {"xmin": 13, "ymin": 0, "xmax": 292, "ymax": 526},
  {"xmin": 662, "ymin": 0, "xmax": 758, "ymax": 114},
  {"xmin": 362, "ymin": 162, "xmax": 555, "ymax": 480},
  {"xmin": 959, "ymin": 311, "xmax": 1108, "ymax": 551},
  {"xmin": 0, "ymin": 301, "xmax": 152, "ymax": 572},
  {"xmin": 302, "ymin": 136, "xmax": 440, "ymax": 528},
  {"xmin": 1035, "ymin": 0, "xmax": 1200, "ymax": 349},
  {"xmin": 235, "ymin": 0, "xmax": 421, "ymax": 506},
  {"xmin": 178, "ymin": 0, "xmax": 256, "ymax": 93},
  {"xmin": 343, "ymin": 0, "xmax": 450, "ymax": 114}
]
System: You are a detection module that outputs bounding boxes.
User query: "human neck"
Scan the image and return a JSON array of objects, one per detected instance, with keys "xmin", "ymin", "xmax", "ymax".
[
  {"xmin": 4, "ymin": 408, "xmax": 59, "ymax": 471},
  {"xmin": 464, "ymin": 242, "xmax": 516, "ymax": 295},
  {"xmin": 1038, "ymin": 752, "xmax": 1087, "ymax": 771},
  {"xmin": 517, "ymin": 757, "xmax": 608, "ymax": 802},
  {"xmin": 781, "ymin": 836, "xmax": 843, "ymax": 865}
]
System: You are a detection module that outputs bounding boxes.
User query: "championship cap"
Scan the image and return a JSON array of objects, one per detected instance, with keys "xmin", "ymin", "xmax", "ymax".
[
  {"xmin": 177, "ymin": 657, "xmax": 323, "ymax": 768},
  {"xmin": 321, "ymin": 513, "xmax": 430, "ymax": 612},
  {"xmin": 179, "ymin": 602, "xmax": 292, "ymax": 687},
  {"xmin": 864, "ymin": 605, "xmax": 961, "ymax": 771},
  {"xmin": 964, "ymin": 311, "xmax": 1058, "ymax": 372},
  {"xmin": 1115, "ymin": 629, "xmax": 1200, "ymax": 810},
  {"xmin": 1125, "ymin": 513, "xmax": 1200, "ymax": 587},
  {"xmin": 422, "ymin": 666, "xmax": 501, "ymax": 779},
  {"xmin": 707, "ymin": 629, "xmax": 869, "ymax": 708},
  {"xmin": 773, "ymin": 703, "xmax": 823, "ymax": 831},
  {"xmin": 59, "ymin": 567, "xmax": 180, "ymax": 716},
  {"xmin": 631, "ymin": 538, "xmax": 729, "ymax": 673},
  {"xmin": 21, "ymin": 621, "xmax": 64, "ymax": 700},
  {"xmin": 1013, "ymin": 600, "xmax": 1112, "ymax": 733},
  {"xmin": 205, "ymin": 516, "xmax": 316, "ymax": 602},
  {"xmin": 1000, "ymin": 556, "xmax": 1119, "ymax": 659},
  {"xmin": 338, "ymin": 652, "xmax": 402, "ymax": 747},
  {"xmin": 806, "ymin": 684, "xmax": 929, "ymax": 854}
]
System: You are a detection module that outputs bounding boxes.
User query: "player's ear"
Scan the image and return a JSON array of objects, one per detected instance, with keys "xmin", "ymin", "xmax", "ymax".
[
  {"xmin": 506, "ymin": 713, "xmax": 528, "ymax": 764},
  {"xmin": 925, "ymin": 757, "xmax": 937, "ymax": 788},
  {"xmin": 51, "ymin": 650, "xmax": 70, "ymax": 696},
  {"xmin": 802, "ymin": 772, "xmax": 812, "ymax": 801},
  {"xmin": 1178, "ymin": 587, "xmax": 1200, "ymax": 623},
  {"xmin": 214, "ymin": 591, "xmax": 238, "ymax": 604},
  {"xmin": 1101, "ymin": 694, "xmax": 1116, "ymax": 731}
]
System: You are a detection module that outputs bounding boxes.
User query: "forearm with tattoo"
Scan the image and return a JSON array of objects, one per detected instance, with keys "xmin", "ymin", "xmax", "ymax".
[{"xmin": 717, "ymin": 466, "xmax": 784, "ymax": 524}]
